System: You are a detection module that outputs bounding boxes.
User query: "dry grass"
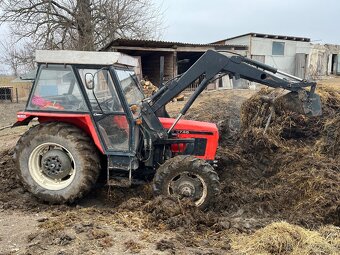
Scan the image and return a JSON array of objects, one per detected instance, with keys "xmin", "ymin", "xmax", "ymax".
[{"xmin": 231, "ymin": 222, "xmax": 340, "ymax": 255}]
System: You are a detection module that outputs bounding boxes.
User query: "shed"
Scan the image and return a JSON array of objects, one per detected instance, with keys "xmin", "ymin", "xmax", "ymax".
[{"xmin": 101, "ymin": 38, "xmax": 248, "ymax": 90}]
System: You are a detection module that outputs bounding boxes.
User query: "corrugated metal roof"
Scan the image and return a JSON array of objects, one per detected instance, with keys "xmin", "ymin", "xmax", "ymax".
[
  {"xmin": 214, "ymin": 32, "xmax": 311, "ymax": 43},
  {"xmin": 101, "ymin": 38, "xmax": 247, "ymax": 51}
]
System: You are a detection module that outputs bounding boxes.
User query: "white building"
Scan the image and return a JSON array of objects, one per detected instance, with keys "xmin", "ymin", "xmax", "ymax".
[{"xmin": 214, "ymin": 32, "xmax": 340, "ymax": 79}]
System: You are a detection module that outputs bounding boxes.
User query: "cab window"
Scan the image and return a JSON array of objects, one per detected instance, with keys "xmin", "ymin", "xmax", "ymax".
[
  {"xmin": 78, "ymin": 68, "xmax": 124, "ymax": 113},
  {"xmin": 28, "ymin": 65, "xmax": 88, "ymax": 112},
  {"xmin": 115, "ymin": 69, "xmax": 144, "ymax": 118},
  {"xmin": 115, "ymin": 69, "xmax": 144, "ymax": 106}
]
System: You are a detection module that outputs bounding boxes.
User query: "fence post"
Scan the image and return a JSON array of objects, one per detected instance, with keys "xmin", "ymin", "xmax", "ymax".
[{"xmin": 16, "ymin": 88, "xmax": 19, "ymax": 103}]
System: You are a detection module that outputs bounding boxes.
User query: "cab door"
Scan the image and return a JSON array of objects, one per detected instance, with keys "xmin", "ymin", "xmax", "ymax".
[
  {"xmin": 77, "ymin": 67, "xmax": 131, "ymax": 152},
  {"xmin": 112, "ymin": 68, "xmax": 145, "ymax": 154}
]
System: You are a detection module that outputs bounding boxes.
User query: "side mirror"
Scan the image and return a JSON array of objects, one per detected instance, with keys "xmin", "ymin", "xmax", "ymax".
[{"xmin": 85, "ymin": 73, "xmax": 94, "ymax": 90}]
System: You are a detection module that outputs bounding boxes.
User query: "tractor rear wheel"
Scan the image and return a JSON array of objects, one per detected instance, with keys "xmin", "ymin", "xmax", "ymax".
[
  {"xmin": 153, "ymin": 155, "xmax": 220, "ymax": 209},
  {"xmin": 14, "ymin": 122, "xmax": 100, "ymax": 203}
]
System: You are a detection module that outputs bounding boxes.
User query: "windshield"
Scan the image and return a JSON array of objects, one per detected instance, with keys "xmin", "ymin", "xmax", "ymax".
[{"xmin": 115, "ymin": 69, "xmax": 144, "ymax": 105}]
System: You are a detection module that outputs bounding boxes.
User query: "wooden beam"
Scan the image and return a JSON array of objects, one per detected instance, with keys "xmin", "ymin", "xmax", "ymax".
[
  {"xmin": 111, "ymin": 46, "xmax": 176, "ymax": 52},
  {"xmin": 110, "ymin": 45, "xmax": 246, "ymax": 53},
  {"xmin": 173, "ymin": 51, "xmax": 178, "ymax": 78},
  {"xmin": 176, "ymin": 46, "xmax": 214, "ymax": 52}
]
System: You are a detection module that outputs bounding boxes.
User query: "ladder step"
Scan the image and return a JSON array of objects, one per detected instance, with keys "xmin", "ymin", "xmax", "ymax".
[{"xmin": 108, "ymin": 177, "xmax": 131, "ymax": 187}]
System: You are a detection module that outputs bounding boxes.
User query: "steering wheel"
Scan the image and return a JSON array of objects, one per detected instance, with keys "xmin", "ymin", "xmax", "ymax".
[{"xmin": 91, "ymin": 97, "xmax": 122, "ymax": 112}]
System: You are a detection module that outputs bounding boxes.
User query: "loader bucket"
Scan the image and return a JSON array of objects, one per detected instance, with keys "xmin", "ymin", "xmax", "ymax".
[{"xmin": 279, "ymin": 90, "xmax": 322, "ymax": 117}]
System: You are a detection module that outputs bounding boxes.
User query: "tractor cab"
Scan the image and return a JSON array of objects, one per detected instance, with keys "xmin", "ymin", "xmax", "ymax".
[
  {"xmin": 20, "ymin": 50, "xmax": 147, "ymax": 171},
  {"xmin": 20, "ymin": 50, "xmax": 218, "ymax": 167}
]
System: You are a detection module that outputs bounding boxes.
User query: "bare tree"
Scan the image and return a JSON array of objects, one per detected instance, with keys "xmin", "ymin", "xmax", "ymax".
[
  {"xmin": 0, "ymin": 0, "xmax": 163, "ymax": 75},
  {"xmin": 0, "ymin": 0, "xmax": 163, "ymax": 51},
  {"xmin": 0, "ymin": 39, "xmax": 35, "ymax": 76}
]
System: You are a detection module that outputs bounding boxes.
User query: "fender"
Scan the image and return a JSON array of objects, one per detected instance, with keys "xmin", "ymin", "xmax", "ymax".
[{"xmin": 13, "ymin": 111, "xmax": 105, "ymax": 153}]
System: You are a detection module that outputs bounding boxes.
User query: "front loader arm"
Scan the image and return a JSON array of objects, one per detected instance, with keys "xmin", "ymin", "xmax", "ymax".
[
  {"xmin": 139, "ymin": 50, "xmax": 321, "ymax": 142},
  {"xmin": 149, "ymin": 50, "xmax": 320, "ymax": 119}
]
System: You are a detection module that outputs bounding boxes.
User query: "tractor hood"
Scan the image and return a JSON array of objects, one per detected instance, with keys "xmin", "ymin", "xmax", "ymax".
[{"xmin": 159, "ymin": 117, "xmax": 218, "ymax": 135}]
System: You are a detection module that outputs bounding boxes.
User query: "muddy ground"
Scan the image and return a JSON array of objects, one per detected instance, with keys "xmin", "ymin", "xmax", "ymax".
[{"xmin": 0, "ymin": 79, "xmax": 339, "ymax": 254}]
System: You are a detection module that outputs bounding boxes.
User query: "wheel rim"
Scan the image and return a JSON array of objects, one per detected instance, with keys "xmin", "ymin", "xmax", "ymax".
[
  {"xmin": 28, "ymin": 143, "xmax": 76, "ymax": 190},
  {"xmin": 167, "ymin": 171, "xmax": 208, "ymax": 207}
]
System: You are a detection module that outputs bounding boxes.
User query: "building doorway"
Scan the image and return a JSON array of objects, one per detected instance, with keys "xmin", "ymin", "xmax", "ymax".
[{"xmin": 331, "ymin": 54, "xmax": 338, "ymax": 75}]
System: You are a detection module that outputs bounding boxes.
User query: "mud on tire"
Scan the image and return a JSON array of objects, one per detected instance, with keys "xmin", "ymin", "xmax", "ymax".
[
  {"xmin": 14, "ymin": 122, "xmax": 101, "ymax": 203},
  {"xmin": 153, "ymin": 155, "xmax": 220, "ymax": 209}
]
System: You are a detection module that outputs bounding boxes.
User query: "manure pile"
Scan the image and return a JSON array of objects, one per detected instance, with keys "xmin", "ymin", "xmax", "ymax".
[{"xmin": 213, "ymin": 84, "xmax": 340, "ymax": 227}]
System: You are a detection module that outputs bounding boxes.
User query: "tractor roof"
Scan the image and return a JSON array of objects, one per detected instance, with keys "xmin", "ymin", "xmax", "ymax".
[{"xmin": 35, "ymin": 50, "xmax": 138, "ymax": 67}]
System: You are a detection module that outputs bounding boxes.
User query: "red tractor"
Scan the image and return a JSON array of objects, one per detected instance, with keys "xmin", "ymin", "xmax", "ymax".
[{"xmin": 13, "ymin": 50, "xmax": 321, "ymax": 208}]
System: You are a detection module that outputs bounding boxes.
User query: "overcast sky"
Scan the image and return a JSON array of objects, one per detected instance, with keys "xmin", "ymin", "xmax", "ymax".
[
  {"xmin": 0, "ymin": 0, "xmax": 339, "ymax": 73},
  {"xmin": 157, "ymin": 0, "xmax": 339, "ymax": 44}
]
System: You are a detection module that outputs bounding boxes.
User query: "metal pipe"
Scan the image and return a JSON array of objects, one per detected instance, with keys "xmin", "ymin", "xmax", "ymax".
[
  {"xmin": 181, "ymin": 78, "xmax": 208, "ymax": 115},
  {"xmin": 276, "ymin": 70, "xmax": 304, "ymax": 82},
  {"xmin": 241, "ymin": 57, "xmax": 278, "ymax": 74},
  {"xmin": 167, "ymin": 113, "xmax": 183, "ymax": 134}
]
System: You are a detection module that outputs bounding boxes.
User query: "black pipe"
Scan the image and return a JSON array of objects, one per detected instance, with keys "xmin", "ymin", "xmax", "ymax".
[{"xmin": 236, "ymin": 56, "xmax": 278, "ymax": 74}]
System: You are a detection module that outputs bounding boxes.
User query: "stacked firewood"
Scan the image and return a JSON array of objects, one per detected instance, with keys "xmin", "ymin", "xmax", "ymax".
[{"xmin": 140, "ymin": 79, "xmax": 185, "ymax": 101}]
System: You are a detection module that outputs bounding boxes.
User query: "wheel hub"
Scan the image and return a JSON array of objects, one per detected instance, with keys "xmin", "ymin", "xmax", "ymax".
[
  {"xmin": 170, "ymin": 172, "xmax": 204, "ymax": 200},
  {"xmin": 41, "ymin": 149, "xmax": 72, "ymax": 180},
  {"xmin": 178, "ymin": 182, "xmax": 196, "ymax": 197}
]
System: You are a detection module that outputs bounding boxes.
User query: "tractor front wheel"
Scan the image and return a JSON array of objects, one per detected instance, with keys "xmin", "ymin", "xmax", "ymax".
[
  {"xmin": 14, "ymin": 122, "xmax": 100, "ymax": 203},
  {"xmin": 153, "ymin": 155, "xmax": 220, "ymax": 209}
]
